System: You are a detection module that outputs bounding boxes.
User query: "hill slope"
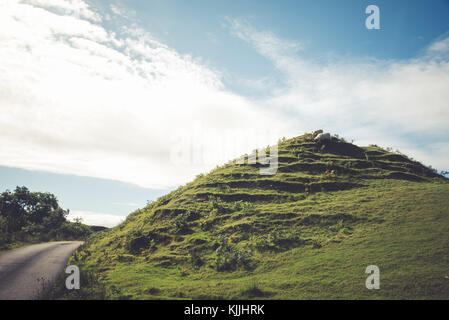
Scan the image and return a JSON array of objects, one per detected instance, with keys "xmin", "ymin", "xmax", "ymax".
[{"xmin": 72, "ymin": 133, "xmax": 449, "ymax": 299}]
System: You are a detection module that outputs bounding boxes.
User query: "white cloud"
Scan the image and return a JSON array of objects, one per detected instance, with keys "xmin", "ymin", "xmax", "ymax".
[
  {"xmin": 226, "ymin": 18, "xmax": 449, "ymax": 171},
  {"xmin": 0, "ymin": 1, "xmax": 284, "ymax": 189},
  {"xmin": 1, "ymin": 2, "xmax": 448, "ymax": 194},
  {"xmin": 427, "ymin": 35, "xmax": 449, "ymax": 54},
  {"xmin": 67, "ymin": 210, "xmax": 125, "ymax": 227},
  {"xmin": 109, "ymin": 3, "xmax": 135, "ymax": 20},
  {"xmin": 21, "ymin": 0, "xmax": 102, "ymax": 22},
  {"xmin": 226, "ymin": 17, "xmax": 302, "ymax": 71}
]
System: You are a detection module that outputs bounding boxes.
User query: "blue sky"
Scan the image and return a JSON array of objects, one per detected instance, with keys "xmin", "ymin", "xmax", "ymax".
[
  {"xmin": 99, "ymin": 0, "xmax": 449, "ymax": 96},
  {"xmin": 0, "ymin": 166, "xmax": 167, "ymax": 225},
  {"xmin": 1, "ymin": 0, "xmax": 448, "ymax": 226}
]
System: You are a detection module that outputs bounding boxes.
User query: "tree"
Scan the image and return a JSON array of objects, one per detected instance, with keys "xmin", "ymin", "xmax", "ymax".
[{"xmin": 0, "ymin": 186, "xmax": 68, "ymax": 235}]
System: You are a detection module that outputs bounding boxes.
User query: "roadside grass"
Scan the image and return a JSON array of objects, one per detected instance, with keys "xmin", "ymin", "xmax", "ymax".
[
  {"xmin": 40, "ymin": 259, "xmax": 108, "ymax": 300},
  {"xmin": 0, "ymin": 241, "xmax": 31, "ymax": 255}
]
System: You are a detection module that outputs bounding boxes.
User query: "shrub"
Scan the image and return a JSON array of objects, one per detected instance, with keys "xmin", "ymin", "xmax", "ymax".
[
  {"xmin": 0, "ymin": 186, "xmax": 92, "ymax": 244},
  {"xmin": 125, "ymin": 230, "xmax": 152, "ymax": 254},
  {"xmin": 144, "ymin": 287, "xmax": 161, "ymax": 295},
  {"xmin": 189, "ymin": 250, "xmax": 204, "ymax": 269},
  {"xmin": 240, "ymin": 202, "xmax": 258, "ymax": 215},
  {"xmin": 250, "ymin": 228, "xmax": 305, "ymax": 252},
  {"xmin": 207, "ymin": 196, "xmax": 227, "ymax": 215},
  {"xmin": 213, "ymin": 235, "xmax": 254, "ymax": 271},
  {"xmin": 240, "ymin": 283, "xmax": 273, "ymax": 298},
  {"xmin": 170, "ymin": 212, "xmax": 195, "ymax": 234},
  {"xmin": 180, "ymin": 268, "xmax": 189, "ymax": 277}
]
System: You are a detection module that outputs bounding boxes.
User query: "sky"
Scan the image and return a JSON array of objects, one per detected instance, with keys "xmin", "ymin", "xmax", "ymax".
[{"xmin": 1, "ymin": 0, "xmax": 448, "ymax": 227}]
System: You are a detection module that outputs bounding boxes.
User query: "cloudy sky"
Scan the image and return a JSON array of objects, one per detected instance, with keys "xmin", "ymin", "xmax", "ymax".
[{"xmin": 1, "ymin": 0, "xmax": 448, "ymax": 227}]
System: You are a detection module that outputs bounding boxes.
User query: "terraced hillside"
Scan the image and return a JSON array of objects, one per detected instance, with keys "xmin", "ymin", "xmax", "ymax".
[{"xmin": 70, "ymin": 133, "xmax": 449, "ymax": 299}]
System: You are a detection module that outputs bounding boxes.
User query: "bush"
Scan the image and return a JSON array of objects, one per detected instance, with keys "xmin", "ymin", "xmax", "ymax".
[
  {"xmin": 213, "ymin": 235, "xmax": 254, "ymax": 271},
  {"xmin": 189, "ymin": 250, "xmax": 204, "ymax": 269},
  {"xmin": 125, "ymin": 230, "xmax": 152, "ymax": 254},
  {"xmin": 250, "ymin": 228, "xmax": 305, "ymax": 252},
  {"xmin": 240, "ymin": 202, "xmax": 258, "ymax": 215},
  {"xmin": 0, "ymin": 216, "xmax": 7, "ymax": 248},
  {"xmin": 170, "ymin": 212, "xmax": 191, "ymax": 234},
  {"xmin": 53, "ymin": 222, "xmax": 92, "ymax": 240},
  {"xmin": 239, "ymin": 283, "xmax": 273, "ymax": 298},
  {"xmin": 0, "ymin": 186, "xmax": 92, "ymax": 245},
  {"xmin": 207, "ymin": 196, "xmax": 227, "ymax": 215}
]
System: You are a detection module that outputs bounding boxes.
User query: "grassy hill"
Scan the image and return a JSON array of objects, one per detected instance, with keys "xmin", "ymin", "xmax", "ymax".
[{"xmin": 70, "ymin": 132, "xmax": 449, "ymax": 299}]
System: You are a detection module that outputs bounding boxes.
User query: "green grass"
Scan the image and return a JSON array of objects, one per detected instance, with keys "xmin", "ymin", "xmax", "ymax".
[
  {"xmin": 68, "ymin": 133, "xmax": 449, "ymax": 299},
  {"xmin": 0, "ymin": 241, "xmax": 31, "ymax": 255}
]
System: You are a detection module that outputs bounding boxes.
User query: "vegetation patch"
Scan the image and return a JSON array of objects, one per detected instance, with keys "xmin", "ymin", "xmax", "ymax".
[
  {"xmin": 54, "ymin": 132, "xmax": 449, "ymax": 300},
  {"xmin": 0, "ymin": 187, "xmax": 96, "ymax": 250}
]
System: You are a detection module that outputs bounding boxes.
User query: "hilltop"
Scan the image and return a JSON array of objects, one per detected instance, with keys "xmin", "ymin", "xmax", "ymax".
[{"xmin": 69, "ymin": 132, "xmax": 449, "ymax": 299}]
